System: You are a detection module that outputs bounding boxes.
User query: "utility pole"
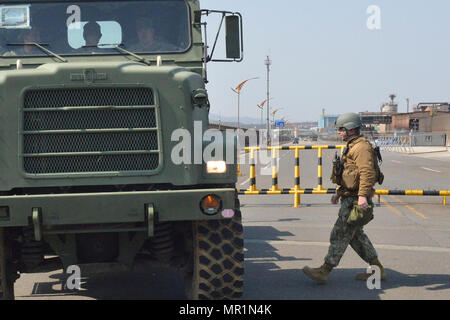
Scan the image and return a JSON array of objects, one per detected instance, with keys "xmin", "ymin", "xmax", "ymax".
[{"xmin": 265, "ymin": 56, "xmax": 272, "ymax": 145}]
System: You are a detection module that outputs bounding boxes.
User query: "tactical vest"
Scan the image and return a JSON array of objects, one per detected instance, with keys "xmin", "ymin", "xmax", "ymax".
[{"xmin": 331, "ymin": 136, "xmax": 384, "ymax": 187}]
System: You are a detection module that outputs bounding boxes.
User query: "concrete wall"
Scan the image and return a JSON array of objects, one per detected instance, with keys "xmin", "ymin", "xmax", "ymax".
[
  {"xmin": 420, "ymin": 113, "xmax": 450, "ymax": 131},
  {"xmin": 388, "ymin": 112, "xmax": 449, "ymax": 133},
  {"xmin": 391, "ymin": 115, "xmax": 410, "ymax": 131},
  {"xmin": 419, "ymin": 113, "xmax": 450, "ymax": 146},
  {"xmin": 411, "ymin": 133, "xmax": 447, "ymax": 146}
]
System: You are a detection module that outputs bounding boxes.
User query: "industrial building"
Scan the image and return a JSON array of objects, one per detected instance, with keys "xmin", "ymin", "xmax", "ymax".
[
  {"xmin": 319, "ymin": 109, "xmax": 338, "ymax": 132},
  {"xmin": 379, "ymin": 111, "xmax": 450, "ymax": 134},
  {"xmin": 358, "ymin": 96, "xmax": 450, "ymax": 145}
]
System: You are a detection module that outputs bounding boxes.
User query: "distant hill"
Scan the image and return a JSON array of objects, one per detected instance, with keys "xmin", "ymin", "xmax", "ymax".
[
  {"xmin": 209, "ymin": 113, "xmax": 318, "ymax": 129},
  {"xmin": 209, "ymin": 113, "xmax": 260, "ymax": 125}
]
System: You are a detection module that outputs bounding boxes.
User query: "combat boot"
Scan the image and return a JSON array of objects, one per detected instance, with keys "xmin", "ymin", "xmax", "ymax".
[
  {"xmin": 355, "ymin": 258, "xmax": 386, "ymax": 281},
  {"xmin": 302, "ymin": 263, "xmax": 333, "ymax": 284}
]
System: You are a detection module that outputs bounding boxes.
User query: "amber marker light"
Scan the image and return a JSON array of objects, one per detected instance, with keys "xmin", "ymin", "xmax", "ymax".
[{"xmin": 200, "ymin": 195, "xmax": 222, "ymax": 215}]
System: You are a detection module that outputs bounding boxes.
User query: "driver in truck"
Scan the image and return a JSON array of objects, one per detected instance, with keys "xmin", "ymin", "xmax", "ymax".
[
  {"xmin": 128, "ymin": 17, "xmax": 178, "ymax": 52},
  {"xmin": 3, "ymin": 28, "xmax": 42, "ymax": 56},
  {"xmin": 83, "ymin": 21, "xmax": 102, "ymax": 47}
]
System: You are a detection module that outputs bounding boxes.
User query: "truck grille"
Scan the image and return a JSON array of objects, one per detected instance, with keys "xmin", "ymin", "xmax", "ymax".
[{"xmin": 22, "ymin": 88, "xmax": 160, "ymax": 175}]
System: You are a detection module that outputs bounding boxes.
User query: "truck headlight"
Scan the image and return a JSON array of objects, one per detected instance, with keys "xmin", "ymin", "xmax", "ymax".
[
  {"xmin": 192, "ymin": 88, "xmax": 208, "ymax": 106},
  {"xmin": 206, "ymin": 161, "xmax": 227, "ymax": 174}
]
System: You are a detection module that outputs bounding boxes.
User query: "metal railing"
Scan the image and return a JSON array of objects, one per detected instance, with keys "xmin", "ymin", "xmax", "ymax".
[{"xmin": 375, "ymin": 135, "xmax": 413, "ymax": 153}]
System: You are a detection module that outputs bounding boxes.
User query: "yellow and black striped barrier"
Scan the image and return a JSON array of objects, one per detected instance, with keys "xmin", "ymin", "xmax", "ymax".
[
  {"xmin": 238, "ymin": 145, "xmax": 449, "ymax": 207},
  {"xmin": 238, "ymin": 188, "xmax": 450, "ymax": 197}
]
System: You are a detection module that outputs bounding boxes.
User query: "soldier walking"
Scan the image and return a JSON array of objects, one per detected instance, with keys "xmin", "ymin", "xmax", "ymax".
[{"xmin": 303, "ymin": 113, "xmax": 386, "ymax": 284}]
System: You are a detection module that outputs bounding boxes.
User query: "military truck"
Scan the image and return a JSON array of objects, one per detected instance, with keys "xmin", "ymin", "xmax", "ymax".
[{"xmin": 0, "ymin": 0, "xmax": 244, "ymax": 300}]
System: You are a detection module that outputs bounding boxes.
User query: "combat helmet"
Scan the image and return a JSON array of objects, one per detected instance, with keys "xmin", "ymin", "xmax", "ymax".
[{"xmin": 335, "ymin": 113, "xmax": 362, "ymax": 130}]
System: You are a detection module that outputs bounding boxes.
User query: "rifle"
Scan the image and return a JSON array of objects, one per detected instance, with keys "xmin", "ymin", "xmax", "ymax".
[
  {"xmin": 331, "ymin": 151, "xmax": 344, "ymax": 184},
  {"xmin": 367, "ymin": 128, "xmax": 383, "ymax": 163},
  {"xmin": 367, "ymin": 129, "xmax": 384, "ymax": 184}
]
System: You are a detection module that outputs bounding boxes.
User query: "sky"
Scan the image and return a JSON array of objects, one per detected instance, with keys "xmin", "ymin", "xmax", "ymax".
[{"xmin": 202, "ymin": 0, "xmax": 450, "ymax": 123}]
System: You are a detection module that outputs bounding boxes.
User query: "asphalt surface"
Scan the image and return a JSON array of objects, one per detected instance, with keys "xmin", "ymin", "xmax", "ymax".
[{"xmin": 13, "ymin": 140, "xmax": 450, "ymax": 300}]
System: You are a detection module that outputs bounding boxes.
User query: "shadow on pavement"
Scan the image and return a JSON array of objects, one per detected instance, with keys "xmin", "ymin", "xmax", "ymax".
[
  {"xmin": 18, "ymin": 266, "xmax": 187, "ymax": 300},
  {"xmin": 244, "ymin": 263, "xmax": 450, "ymax": 299},
  {"xmin": 17, "ymin": 260, "xmax": 450, "ymax": 300},
  {"xmin": 244, "ymin": 226, "xmax": 295, "ymax": 241},
  {"xmin": 17, "ymin": 224, "xmax": 450, "ymax": 300}
]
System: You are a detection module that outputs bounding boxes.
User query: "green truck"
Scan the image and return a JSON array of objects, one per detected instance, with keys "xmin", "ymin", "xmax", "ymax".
[{"xmin": 0, "ymin": 0, "xmax": 244, "ymax": 300}]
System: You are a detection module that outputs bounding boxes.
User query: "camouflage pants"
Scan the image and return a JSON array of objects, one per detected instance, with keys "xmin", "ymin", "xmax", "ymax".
[{"xmin": 324, "ymin": 197, "xmax": 378, "ymax": 267}]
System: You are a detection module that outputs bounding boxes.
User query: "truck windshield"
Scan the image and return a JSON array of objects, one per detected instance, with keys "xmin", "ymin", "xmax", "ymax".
[{"xmin": 0, "ymin": 0, "xmax": 191, "ymax": 57}]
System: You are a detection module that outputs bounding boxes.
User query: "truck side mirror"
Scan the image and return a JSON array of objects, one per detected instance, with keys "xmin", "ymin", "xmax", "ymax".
[{"xmin": 225, "ymin": 15, "xmax": 242, "ymax": 60}]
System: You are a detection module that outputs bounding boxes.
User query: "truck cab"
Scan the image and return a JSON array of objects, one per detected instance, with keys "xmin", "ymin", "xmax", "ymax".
[{"xmin": 0, "ymin": 0, "xmax": 244, "ymax": 300}]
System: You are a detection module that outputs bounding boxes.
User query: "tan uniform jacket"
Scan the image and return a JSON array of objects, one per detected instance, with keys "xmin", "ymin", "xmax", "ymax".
[{"xmin": 337, "ymin": 135, "xmax": 377, "ymax": 198}]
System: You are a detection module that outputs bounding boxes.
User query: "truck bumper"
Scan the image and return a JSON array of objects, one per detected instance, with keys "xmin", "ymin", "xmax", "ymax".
[{"xmin": 0, "ymin": 188, "xmax": 237, "ymax": 227}]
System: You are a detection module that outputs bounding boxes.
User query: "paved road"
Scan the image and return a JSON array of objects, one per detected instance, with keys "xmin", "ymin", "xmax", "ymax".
[
  {"xmin": 239, "ymin": 140, "xmax": 450, "ymax": 299},
  {"xmin": 14, "ymin": 140, "xmax": 450, "ymax": 300}
]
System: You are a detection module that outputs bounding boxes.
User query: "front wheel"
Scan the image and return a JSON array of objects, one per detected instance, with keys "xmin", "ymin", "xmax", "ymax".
[
  {"xmin": 185, "ymin": 201, "xmax": 244, "ymax": 300},
  {"xmin": 0, "ymin": 228, "xmax": 17, "ymax": 300}
]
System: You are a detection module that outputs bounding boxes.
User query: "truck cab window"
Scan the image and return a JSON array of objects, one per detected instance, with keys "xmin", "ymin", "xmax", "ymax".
[{"xmin": 0, "ymin": 0, "xmax": 191, "ymax": 57}]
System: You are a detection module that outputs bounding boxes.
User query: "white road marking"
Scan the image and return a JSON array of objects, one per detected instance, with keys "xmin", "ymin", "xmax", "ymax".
[
  {"xmin": 240, "ymin": 178, "xmax": 251, "ymax": 186},
  {"xmin": 421, "ymin": 167, "xmax": 441, "ymax": 173},
  {"xmin": 246, "ymin": 257, "xmax": 278, "ymax": 261},
  {"xmin": 390, "ymin": 160, "xmax": 402, "ymax": 164},
  {"xmin": 245, "ymin": 239, "xmax": 450, "ymax": 253}
]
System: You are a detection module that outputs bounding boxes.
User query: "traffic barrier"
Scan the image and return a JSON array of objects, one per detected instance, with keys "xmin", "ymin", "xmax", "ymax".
[
  {"xmin": 377, "ymin": 135, "xmax": 412, "ymax": 153},
  {"xmin": 237, "ymin": 145, "xmax": 449, "ymax": 207},
  {"xmin": 375, "ymin": 132, "xmax": 448, "ymax": 153}
]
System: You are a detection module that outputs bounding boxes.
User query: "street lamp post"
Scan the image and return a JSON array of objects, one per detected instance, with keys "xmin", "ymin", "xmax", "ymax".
[
  {"xmin": 257, "ymin": 103, "xmax": 264, "ymax": 127},
  {"xmin": 271, "ymin": 108, "xmax": 282, "ymax": 146},
  {"xmin": 231, "ymin": 77, "xmax": 257, "ymax": 178},
  {"xmin": 264, "ymin": 56, "xmax": 272, "ymax": 145},
  {"xmin": 271, "ymin": 108, "xmax": 282, "ymax": 129},
  {"xmin": 231, "ymin": 77, "xmax": 258, "ymax": 132},
  {"xmin": 257, "ymin": 98, "xmax": 273, "ymax": 128}
]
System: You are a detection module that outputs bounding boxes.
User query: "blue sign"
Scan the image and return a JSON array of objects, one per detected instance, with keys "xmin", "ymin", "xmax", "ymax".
[{"xmin": 274, "ymin": 120, "xmax": 285, "ymax": 128}]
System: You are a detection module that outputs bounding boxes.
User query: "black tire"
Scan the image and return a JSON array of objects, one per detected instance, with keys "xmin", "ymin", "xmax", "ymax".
[
  {"xmin": 0, "ymin": 228, "xmax": 16, "ymax": 300},
  {"xmin": 186, "ymin": 201, "xmax": 244, "ymax": 300}
]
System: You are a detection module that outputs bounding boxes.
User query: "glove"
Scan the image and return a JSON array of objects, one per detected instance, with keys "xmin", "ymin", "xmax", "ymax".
[{"xmin": 347, "ymin": 201, "xmax": 374, "ymax": 226}]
